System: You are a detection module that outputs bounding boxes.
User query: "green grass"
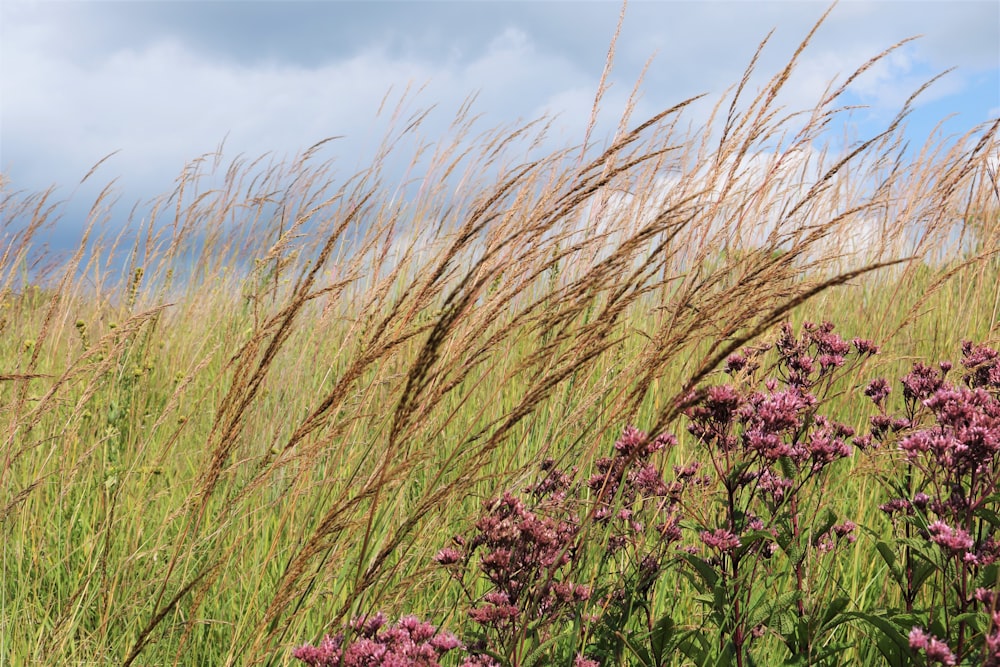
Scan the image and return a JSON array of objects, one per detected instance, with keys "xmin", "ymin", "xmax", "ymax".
[{"xmin": 2, "ymin": 19, "xmax": 998, "ymax": 665}]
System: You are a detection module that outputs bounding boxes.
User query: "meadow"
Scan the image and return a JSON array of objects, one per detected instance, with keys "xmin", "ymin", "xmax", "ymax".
[{"xmin": 2, "ymin": 18, "xmax": 999, "ymax": 666}]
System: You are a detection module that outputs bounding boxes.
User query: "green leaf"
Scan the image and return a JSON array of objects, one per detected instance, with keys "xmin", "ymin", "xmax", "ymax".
[
  {"xmin": 953, "ymin": 610, "xmax": 984, "ymax": 633},
  {"xmin": 648, "ymin": 614, "xmax": 676, "ymax": 666},
  {"xmin": 619, "ymin": 630, "xmax": 653, "ymax": 667},
  {"xmin": 746, "ymin": 590, "xmax": 800, "ymax": 629},
  {"xmin": 521, "ymin": 627, "xmax": 573, "ymax": 667},
  {"xmin": 973, "ymin": 501, "xmax": 1000, "ymax": 528},
  {"xmin": 911, "ymin": 560, "xmax": 937, "ymax": 592},
  {"xmin": 819, "ymin": 596, "xmax": 852, "ymax": 633},
  {"xmin": 676, "ymin": 628, "xmax": 712, "ymax": 667},
  {"xmin": 786, "ymin": 641, "xmax": 853, "ymax": 666},
  {"xmin": 782, "ymin": 537, "xmax": 803, "ymax": 565},
  {"xmin": 846, "ymin": 610, "xmax": 917, "ymax": 665},
  {"xmin": 810, "ymin": 507, "xmax": 837, "ymax": 547},
  {"xmin": 875, "ymin": 540, "xmax": 904, "ymax": 590},
  {"xmin": 975, "ymin": 563, "xmax": 998, "ymax": 589},
  {"xmin": 678, "ymin": 551, "xmax": 720, "ymax": 589}
]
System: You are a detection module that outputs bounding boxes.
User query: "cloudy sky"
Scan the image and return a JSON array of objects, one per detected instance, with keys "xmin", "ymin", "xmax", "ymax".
[{"xmin": 2, "ymin": 0, "xmax": 998, "ymax": 244}]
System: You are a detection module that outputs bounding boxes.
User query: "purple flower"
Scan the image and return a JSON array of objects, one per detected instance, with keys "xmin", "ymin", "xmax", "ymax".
[
  {"xmin": 865, "ymin": 378, "xmax": 891, "ymax": 405},
  {"xmin": 961, "ymin": 340, "xmax": 1000, "ymax": 389},
  {"xmin": 879, "ymin": 498, "xmax": 912, "ymax": 516},
  {"xmin": 294, "ymin": 614, "xmax": 462, "ymax": 667},
  {"xmin": 293, "ymin": 634, "xmax": 342, "ymax": 667},
  {"xmin": 433, "ymin": 548, "xmax": 463, "ymax": 565},
  {"xmin": 460, "ymin": 656, "xmax": 501, "ymax": 667},
  {"xmin": 926, "ymin": 521, "xmax": 974, "ymax": 554},
  {"xmin": 468, "ymin": 592, "xmax": 519, "ymax": 626},
  {"xmin": 909, "ymin": 627, "xmax": 957, "ymax": 665},
  {"xmin": 853, "ymin": 338, "xmax": 879, "ymax": 355},
  {"xmin": 901, "ymin": 362, "xmax": 946, "ymax": 402},
  {"xmin": 725, "ymin": 353, "xmax": 748, "ymax": 373},
  {"xmin": 700, "ymin": 528, "xmax": 741, "ymax": 552}
]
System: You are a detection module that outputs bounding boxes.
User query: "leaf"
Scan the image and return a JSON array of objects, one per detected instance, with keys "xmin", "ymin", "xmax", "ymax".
[
  {"xmin": 746, "ymin": 590, "xmax": 800, "ymax": 629},
  {"xmin": 787, "ymin": 641, "xmax": 853, "ymax": 665},
  {"xmin": 678, "ymin": 551, "xmax": 720, "ymax": 589},
  {"xmin": 875, "ymin": 541, "xmax": 905, "ymax": 589},
  {"xmin": 953, "ymin": 610, "xmax": 984, "ymax": 633},
  {"xmin": 648, "ymin": 614, "xmax": 676, "ymax": 666},
  {"xmin": 911, "ymin": 560, "xmax": 937, "ymax": 592},
  {"xmin": 782, "ymin": 537, "xmax": 803, "ymax": 565},
  {"xmin": 846, "ymin": 610, "xmax": 917, "ymax": 665},
  {"xmin": 975, "ymin": 563, "xmax": 998, "ymax": 590},
  {"xmin": 771, "ymin": 610, "xmax": 796, "ymax": 636},
  {"xmin": 521, "ymin": 627, "xmax": 573, "ymax": 667},
  {"xmin": 973, "ymin": 498, "xmax": 1000, "ymax": 527},
  {"xmin": 618, "ymin": 630, "xmax": 652, "ymax": 667},
  {"xmin": 818, "ymin": 596, "xmax": 855, "ymax": 635},
  {"xmin": 738, "ymin": 529, "xmax": 774, "ymax": 549},
  {"xmin": 676, "ymin": 628, "xmax": 712, "ymax": 667},
  {"xmin": 810, "ymin": 507, "xmax": 838, "ymax": 547}
]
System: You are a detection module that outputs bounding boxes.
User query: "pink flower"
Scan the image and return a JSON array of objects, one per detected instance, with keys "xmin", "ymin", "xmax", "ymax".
[
  {"xmin": 700, "ymin": 529, "xmax": 741, "ymax": 552},
  {"xmin": 927, "ymin": 521, "xmax": 974, "ymax": 554},
  {"xmin": 433, "ymin": 548, "xmax": 463, "ymax": 565},
  {"xmin": 909, "ymin": 627, "xmax": 956, "ymax": 665}
]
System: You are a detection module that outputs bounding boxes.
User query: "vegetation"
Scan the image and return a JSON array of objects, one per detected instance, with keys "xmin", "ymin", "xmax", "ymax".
[{"xmin": 2, "ymin": 11, "xmax": 998, "ymax": 666}]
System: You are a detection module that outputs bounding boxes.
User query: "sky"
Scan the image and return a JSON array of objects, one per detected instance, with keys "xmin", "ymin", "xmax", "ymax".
[{"xmin": 1, "ymin": 0, "xmax": 998, "ymax": 248}]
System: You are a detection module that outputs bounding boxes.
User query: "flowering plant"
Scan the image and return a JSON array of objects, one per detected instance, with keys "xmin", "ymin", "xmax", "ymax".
[
  {"xmin": 672, "ymin": 322, "xmax": 876, "ymax": 667},
  {"xmin": 861, "ymin": 341, "xmax": 1000, "ymax": 666}
]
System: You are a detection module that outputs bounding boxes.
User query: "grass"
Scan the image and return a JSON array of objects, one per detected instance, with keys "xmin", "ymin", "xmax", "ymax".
[{"xmin": 2, "ymin": 11, "xmax": 999, "ymax": 666}]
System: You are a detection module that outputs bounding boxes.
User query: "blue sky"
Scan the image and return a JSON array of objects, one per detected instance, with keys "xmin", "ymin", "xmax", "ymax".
[{"xmin": 2, "ymin": 0, "xmax": 998, "ymax": 247}]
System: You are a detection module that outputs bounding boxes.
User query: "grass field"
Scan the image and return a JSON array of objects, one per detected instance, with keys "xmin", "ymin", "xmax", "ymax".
[{"xmin": 2, "ymin": 21, "xmax": 999, "ymax": 667}]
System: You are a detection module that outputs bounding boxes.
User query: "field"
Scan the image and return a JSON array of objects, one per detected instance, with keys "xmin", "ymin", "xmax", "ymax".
[{"xmin": 2, "ymin": 24, "xmax": 999, "ymax": 667}]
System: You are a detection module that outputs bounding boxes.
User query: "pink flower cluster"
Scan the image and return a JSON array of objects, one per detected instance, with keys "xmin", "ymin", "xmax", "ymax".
[
  {"xmin": 451, "ymin": 489, "xmax": 588, "ymax": 635},
  {"xmin": 588, "ymin": 425, "xmax": 680, "ymax": 549},
  {"xmin": 687, "ymin": 322, "xmax": 862, "ymax": 503},
  {"xmin": 292, "ymin": 613, "xmax": 462, "ymax": 667},
  {"xmin": 909, "ymin": 627, "xmax": 957, "ymax": 665},
  {"xmin": 867, "ymin": 341, "xmax": 1000, "ymax": 571}
]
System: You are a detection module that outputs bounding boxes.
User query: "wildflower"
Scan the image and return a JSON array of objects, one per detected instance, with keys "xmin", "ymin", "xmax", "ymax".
[
  {"xmin": 879, "ymin": 498, "xmax": 911, "ymax": 516},
  {"xmin": 725, "ymin": 353, "xmax": 748, "ymax": 373},
  {"xmin": 460, "ymin": 656, "xmax": 501, "ymax": 667},
  {"xmin": 852, "ymin": 337, "xmax": 879, "ymax": 355},
  {"xmin": 294, "ymin": 614, "xmax": 463, "ymax": 667},
  {"xmin": 833, "ymin": 521, "xmax": 857, "ymax": 541},
  {"xmin": 961, "ymin": 340, "xmax": 1000, "ymax": 389},
  {"xmin": 700, "ymin": 529, "xmax": 741, "ymax": 552},
  {"xmin": 433, "ymin": 548, "xmax": 463, "ymax": 565},
  {"xmin": 293, "ymin": 634, "xmax": 342, "ymax": 667},
  {"xmin": 909, "ymin": 627, "xmax": 957, "ymax": 665},
  {"xmin": 926, "ymin": 521, "xmax": 974, "ymax": 554},
  {"xmin": 901, "ymin": 362, "xmax": 945, "ymax": 402},
  {"xmin": 468, "ymin": 591, "xmax": 519, "ymax": 627},
  {"xmin": 865, "ymin": 378, "xmax": 891, "ymax": 405}
]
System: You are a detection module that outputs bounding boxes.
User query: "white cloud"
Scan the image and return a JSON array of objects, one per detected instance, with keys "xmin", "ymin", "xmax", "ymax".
[
  {"xmin": 3, "ymin": 23, "xmax": 599, "ymax": 203},
  {"xmin": 2, "ymin": 0, "xmax": 995, "ymax": 218}
]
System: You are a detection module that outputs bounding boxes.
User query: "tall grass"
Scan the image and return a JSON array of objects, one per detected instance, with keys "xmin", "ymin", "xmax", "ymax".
[{"xmin": 2, "ymin": 11, "xmax": 998, "ymax": 665}]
